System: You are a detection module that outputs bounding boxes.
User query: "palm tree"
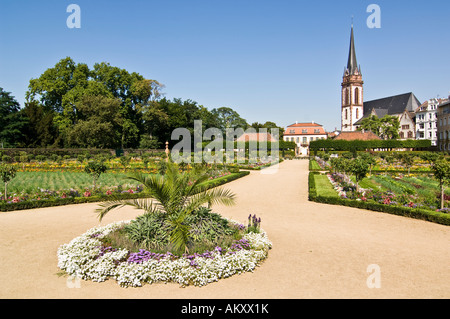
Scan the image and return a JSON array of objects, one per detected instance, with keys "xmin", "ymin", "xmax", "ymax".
[{"xmin": 96, "ymin": 160, "xmax": 236, "ymax": 254}]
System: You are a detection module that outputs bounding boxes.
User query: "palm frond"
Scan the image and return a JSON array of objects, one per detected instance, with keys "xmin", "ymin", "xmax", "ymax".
[{"xmin": 96, "ymin": 198, "xmax": 159, "ymax": 221}]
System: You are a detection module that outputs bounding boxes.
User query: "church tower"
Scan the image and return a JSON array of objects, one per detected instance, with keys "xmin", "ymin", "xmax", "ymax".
[{"xmin": 341, "ymin": 25, "xmax": 364, "ymax": 132}]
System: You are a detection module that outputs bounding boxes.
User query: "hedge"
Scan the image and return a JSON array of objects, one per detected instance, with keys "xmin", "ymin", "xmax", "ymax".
[
  {"xmin": 310, "ymin": 139, "xmax": 432, "ymax": 152},
  {"xmin": 198, "ymin": 140, "xmax": 296, "ymax": 151},
  {"xmin": 0, "ymin": 148, "xmax": 165, "ymax": 158},
  {"xmin": 308, "ymin": 172, "xmax": 450, "ymax": 226},
  {"xmin": 0, "ymin": 171, "xmax": 250, "ymax": 212}
]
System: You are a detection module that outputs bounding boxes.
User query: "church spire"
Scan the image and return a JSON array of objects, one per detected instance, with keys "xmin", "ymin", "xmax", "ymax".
[{"xmin": 346, "ymin": 25, "xmax": 359, "ymax": 75}]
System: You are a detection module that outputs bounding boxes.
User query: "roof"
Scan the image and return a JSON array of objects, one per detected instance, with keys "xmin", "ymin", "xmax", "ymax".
[
  {"xmin": 363, "ymin": 92, "xmax": 421, "ymax": 116},
  {"xmin": 439, "ymin": 100, "xmax": 450, "ymax": 108},
  {"xmin": 235, "ymin": 132, "xmax": 278, "ymax": 142},
  {"xmin": 333, "ymin": 131, "xmax": 381, "ymax": 141},
  {"xmin": 287, "ymin": 122, "xmax": 323, "ymax": 128},
  {"xmin": 346, "ymin": 26, "xmax": 360, "ymax": 76},
  {"xmin": 284, "ymin": 126, "xmax": 327, "ymax": 136}
]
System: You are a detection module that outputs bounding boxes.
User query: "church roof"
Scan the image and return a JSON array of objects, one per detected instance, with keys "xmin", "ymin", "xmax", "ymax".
[
  {"xmin": 353, "ymin": 92, "xmax": 421, "ymax": 126},
  {"xmin": 363, "ymin": 92, "xmax": 421, "ymax": 116}
]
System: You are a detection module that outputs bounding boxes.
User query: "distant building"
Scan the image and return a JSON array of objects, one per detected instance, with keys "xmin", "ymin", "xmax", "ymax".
[
  {"xmin": 333, "ymin": 130, "xmax": 381, "ymax": 141},
  {"xmin": 283, "ymin": 122, "xmax": 327, "ymax": 156},
  {"xmin": 437, "ymin": 98, "xmax": 450, "ymax": 151},
  {"xmin": 415, "ymin": 98, "xmax": 446, "ymax": 147}
]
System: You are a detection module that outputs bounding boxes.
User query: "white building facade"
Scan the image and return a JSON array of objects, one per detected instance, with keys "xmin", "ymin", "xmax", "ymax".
[
  {"xmin": 283, "ymin": 122, "xmax": 327, "ymax": 156},
  {"xmin": 416, "ymin": 98, "xmax": 447, "ymax": 147}
]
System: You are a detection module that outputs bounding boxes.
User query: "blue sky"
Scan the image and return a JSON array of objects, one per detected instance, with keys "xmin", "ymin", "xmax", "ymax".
[{"xmin": 1, "ymin": 0, "xmax": 449, "ymax": 132}]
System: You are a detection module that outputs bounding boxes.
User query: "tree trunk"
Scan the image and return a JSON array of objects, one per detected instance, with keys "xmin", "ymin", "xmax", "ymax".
[
  {"xmin": 4, "ymin": 182, "xmax": 7, "ymax": 201},
  {"xmin": 441, "ymin": 184, "xmax": 445, "ymax": 210}
]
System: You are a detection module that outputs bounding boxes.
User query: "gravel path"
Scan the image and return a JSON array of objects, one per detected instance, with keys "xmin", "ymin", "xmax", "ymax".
[{"xmin": 0, "ymin": 160, "xmax": 448, "ymax": 298}]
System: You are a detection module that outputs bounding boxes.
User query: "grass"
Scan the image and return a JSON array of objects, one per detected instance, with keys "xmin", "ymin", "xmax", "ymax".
[
  {"xmin": 314, "ymin": 174, "xmax": 339, "ymax": 197},
  {"xmin": 7, "ymin": 171, "xmax": 140, "ymax": 194},
  {"xmin": 309, "ymin": 160, "xmax": 322, "ymax": 170}
]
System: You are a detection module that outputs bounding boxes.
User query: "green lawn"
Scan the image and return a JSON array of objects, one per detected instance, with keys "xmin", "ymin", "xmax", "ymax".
[
  {"xmin": 309, "ymin": 160, "xmax": 322, "ymax": 170},
  {"xmin": 7, "ymin": 171, "xmax": 140, "ymax": 194},
  {"xmin": 314, "ymin": 174, "xmax": 339, "ymax": 197}
]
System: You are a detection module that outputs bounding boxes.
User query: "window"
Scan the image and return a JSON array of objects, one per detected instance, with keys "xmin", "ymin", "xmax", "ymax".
[
  {"xmin": 289, "ymin": 129, "xmax": 295, "ymax": 134},
  {"xmin": 408, "ymin": 131, "xmax": 413, "ymax": 138},
  {"xmin": 314, "ymin": 129, "xmax": 320, "ymax": 134},
  {"xmin": 402, "ymin": 125, "xmax": 410, "ymax": 130},
  {"xmin": 302, "ymin": 137, "xmax": 307, "ymax": 144},
  {"xmin": 356, "ymin": 108, "xmax": 359, "ymax": 119},
  {"xmin": 345, "ymin": 109, "xmax": 348, "ymax": 120},
  {"xmin": 355, "ymin": 88, "xmax": 359, "ymax": 105},
  {"xmin": 400, "ymin": 132, "xmax": 405, "ymax": 139},
  {"xmin": 302, "ymin": 129, "xmax": 307, "ymax": 134}
]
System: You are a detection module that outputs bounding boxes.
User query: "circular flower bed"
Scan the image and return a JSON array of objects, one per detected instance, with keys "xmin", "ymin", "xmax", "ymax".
[{"xmin": 57, "ymin": 220, "xmax": 272, "ymax": 287}]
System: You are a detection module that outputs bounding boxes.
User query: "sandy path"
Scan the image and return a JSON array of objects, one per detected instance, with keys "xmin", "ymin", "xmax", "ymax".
[{"xmin": 0, "ymin": 160, "xmax": 449, "ymax": 299}]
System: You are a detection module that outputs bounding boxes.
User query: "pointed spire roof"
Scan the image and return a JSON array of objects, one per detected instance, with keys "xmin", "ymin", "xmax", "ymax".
[{"xmin": 346, "ymin": 25, "xmax": 360, "ymax": 75}]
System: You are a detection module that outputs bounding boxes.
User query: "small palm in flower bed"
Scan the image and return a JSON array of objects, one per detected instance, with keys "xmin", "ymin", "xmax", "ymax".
[
  {"xmin": 101, "ymin": 207, "xmax": 247, "ymax": 256},
  {"xmin": 96, "ymin": 159, "xmax": 237, "ymax": 255}
]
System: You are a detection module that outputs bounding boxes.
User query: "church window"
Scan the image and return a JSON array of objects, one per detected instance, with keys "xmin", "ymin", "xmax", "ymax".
[
  {"xmin": 355, "ymin": 88, "xmax": 359, "ymax": 105},
  {"xmin": 345, "ymin": 109, "xmax": 348, "ymax": 120},
  {"xmin": 344, "ymin": 89, "xmax": 349, "ymax": 106},
  {"xmin": 356, "ymin": 108, "xmax": 359, "ymax": 119}
]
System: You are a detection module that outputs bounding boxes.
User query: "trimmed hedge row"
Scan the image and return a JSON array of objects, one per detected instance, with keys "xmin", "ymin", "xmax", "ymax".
[
  {"xmin": 0, "ymin": 171, "xmax": 250, "ymax": 212},
  {"xmin": 310, "ymin": 139, "xmax": 432, "ymax": 151},
  {"xmin": 308, "ymin": 172, "xmax": 450, "ymax": 226},
  {"xmin": 199, "ymin": 140, "xmax": 296, "ymax": 150},
  {"xmin": 0, "ymin": 148, "xmax": 166, "ymax": 158}
]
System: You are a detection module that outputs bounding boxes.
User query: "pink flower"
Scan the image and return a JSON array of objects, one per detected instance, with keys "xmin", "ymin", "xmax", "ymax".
[
  {"xmin": 84, "ymin": 191, "xmax": 91, "ymax": 197},
  {"xmin": 106, "ymin": 190, "xmax": 112, "ymax": 195}
]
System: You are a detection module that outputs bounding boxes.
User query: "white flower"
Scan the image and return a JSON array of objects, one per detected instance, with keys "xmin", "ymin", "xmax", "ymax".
[{"xmin": 57, "ymin": 220, "xmax": 272, "ymax": 287}]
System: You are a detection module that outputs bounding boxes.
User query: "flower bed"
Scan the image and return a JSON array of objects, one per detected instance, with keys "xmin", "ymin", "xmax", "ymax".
[{"xmin": 57, "ymin": 220, "xmax": 272, "ymax": 287}]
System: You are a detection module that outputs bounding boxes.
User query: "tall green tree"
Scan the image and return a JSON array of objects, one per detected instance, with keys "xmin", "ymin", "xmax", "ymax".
[
  {"xmin": 358, "ymin": 114, "xmax": 400, "ymax": 140},
  {"xmin": 21, "ymin": 101, "xmax": 57, "ymax": 147},
  {"xmin": 0, "ymin": 88, "xmax": 28, "ymax": 147},
  {"xmin": 211, "ymin": 107, "xmax": 248, "ymax": 132},
  {"xmin": 66, "ymin": 95, "xmax": 123, "ymax": 148}
]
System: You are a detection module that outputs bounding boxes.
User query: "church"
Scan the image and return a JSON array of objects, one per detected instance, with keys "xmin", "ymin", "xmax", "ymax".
[{"xmin": 340, "ymin": 25, "xmax": 420, "ymax": 140}]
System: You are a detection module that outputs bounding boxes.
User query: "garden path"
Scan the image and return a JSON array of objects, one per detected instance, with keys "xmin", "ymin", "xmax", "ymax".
[{"xmin": 0, "ymin": 160, "xmax": 449, "ymax": 298}]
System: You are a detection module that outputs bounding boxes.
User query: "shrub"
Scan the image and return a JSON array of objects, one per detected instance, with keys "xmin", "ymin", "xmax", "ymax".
[
  {"xmin": 84, "ymin": 160, "xmax": 108, "ymax": 189},
  {"xmin": 0, "ymin": 164, "xmax": 17, "ymax": 201}
]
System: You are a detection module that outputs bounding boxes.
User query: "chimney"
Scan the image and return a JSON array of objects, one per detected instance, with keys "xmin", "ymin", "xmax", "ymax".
[{"xmin": 312, "ymin": 120, "xmax": 315, "ymax": 124}]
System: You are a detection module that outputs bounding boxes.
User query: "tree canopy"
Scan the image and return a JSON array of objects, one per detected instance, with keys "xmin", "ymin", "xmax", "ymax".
[{"xmin": 3, "ymin": 57, "xmax": 284, "ymax": 150}]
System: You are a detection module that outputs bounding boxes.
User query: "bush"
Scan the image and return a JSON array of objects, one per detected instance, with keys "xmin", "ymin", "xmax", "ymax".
[{"xmin": 112, "ymin": 207, "xmax": 242, "ymax": 255}]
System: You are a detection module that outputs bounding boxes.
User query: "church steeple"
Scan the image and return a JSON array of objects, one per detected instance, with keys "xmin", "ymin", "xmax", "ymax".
[
  {"xmin": 341, "ymin": 24, "xmax": 364, "ymax": 132},
  {"xmin": 345, "ymin": 25, "xmax": 361, "ymax": 76}
]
